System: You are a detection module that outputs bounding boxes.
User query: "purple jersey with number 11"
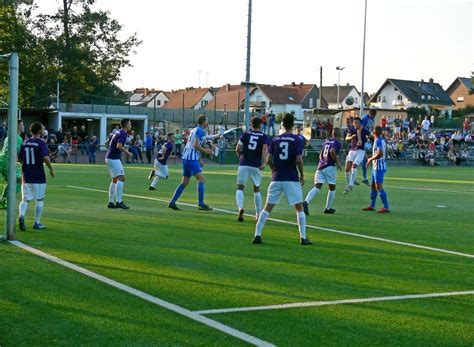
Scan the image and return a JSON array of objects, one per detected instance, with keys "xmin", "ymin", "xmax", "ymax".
[
  {"xmin": 19, "ymin": 138, "xmax": 49, "ymax": 184},
  {"xmin": 269, "ymin": 134, "xmax": 303, "ymax": 182},
  {"xmin": 239, "ymin": 131, "xmax": 269, "ymax": 168},
  {"xmin": 318, "ymin": 138, "xmax": 341, "ymax": 170}
]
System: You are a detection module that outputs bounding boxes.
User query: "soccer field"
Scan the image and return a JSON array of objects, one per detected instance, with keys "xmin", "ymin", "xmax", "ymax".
[{"xmin": 1, "ymin": 163, "xmax": 473, "ymax": 346}]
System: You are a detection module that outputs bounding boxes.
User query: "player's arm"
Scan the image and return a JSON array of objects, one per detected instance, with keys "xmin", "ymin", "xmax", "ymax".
[
  {"xmin": 193, "ymin": 138, "xmax": 211, "ymax": 155},
  {"xmin": 330, "ymin": 148, "xmax": 342, "ymax": 170},
  {"xmin": 357, "ymin": 128, "xmax": 363, "ymax": 145},
  {"xmin": 366, "ymin": 143, "xmax": 383, "ymax": 167},
  {"xmin": 236, "ymin": 141, "xmax": 243, "ymax": 157},
  {"xmin": 345, "ymin": 132, "xmax": 355, "ymax": 142},
  {"xmin": 266, "ymin": 153, "xmax": 273, "ymax": 170},
  {"xmin": 43, "ymin": 156, "xmax": 55, "ymax": 178},
  {"xmin": 296, "ymin": 155, "xmax": 305, "ymax": 186},
  {"xmin": 260, "ymin": 143, "xmax": 268, "ymax": 170},
  {"xmin": 117, "ymin": 142, "xmax": 132, "ymax": 158}
]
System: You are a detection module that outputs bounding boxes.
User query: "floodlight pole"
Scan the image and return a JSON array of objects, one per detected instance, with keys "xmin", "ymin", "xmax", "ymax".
[
  {"xmin": 243, "ymin": 0, "xmax": 253, "ymax": 130},
  {"xmin": 359, "ymin": 0, "xmax": 368, "ymax": 117},
  {"xmin": 1, "ymin": 53, "xmax": 19, "ymax": 241},
  {"xmin": 336, "ymin": 66, "xmax": 345, "ymax": 109}
]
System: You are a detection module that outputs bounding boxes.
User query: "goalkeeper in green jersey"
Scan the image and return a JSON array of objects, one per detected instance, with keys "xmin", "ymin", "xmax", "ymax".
[{"xmin": 0, "ymin": 120, "xmax": 24, "ymax": 208}]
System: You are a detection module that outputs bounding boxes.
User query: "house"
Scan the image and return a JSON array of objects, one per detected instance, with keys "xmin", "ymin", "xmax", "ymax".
[
  {"xmin": 369, "ymin": 78, "xmax": 454, "ymax": 112},
  {"xmin": 320, "ymin": 84, "xmax": 362, "ymax": 109},
  {"xmin": 249, "ymin": 83, "xmax": 325, "ymax": 120},
  {"xmin": 162, "ymin": 87, "xmax": 214, "ymax": 110},
  {"xmin": 205, "ymin": 84, "xmax": 250, "ymax": 111},
  {"xmin": 126, "ymin": 88, "xmax": 170, "ymax": 108},
  {"xmin": 446, "ymin": 77, "xmax": 474, "ymax": 109}
]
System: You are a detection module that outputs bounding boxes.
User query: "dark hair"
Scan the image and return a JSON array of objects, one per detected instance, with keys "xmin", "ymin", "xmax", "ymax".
[
  {"xmin": 353, "ymin": 117, "xmax": 361, "ymax": 123},
  {"xmin": 251, "ymin": 116, "xmax": 262, "ymax": 129},
  {"xmin": 167, "ymin": 133, "xmax": 174, "ymax": 138},
  {"xmin": 374, "ymin": 126, "xmax": 383, "ymax": 135},
  {"xmin": 333, "ymin": 127, "xmax": 341, "ymax": 137},
  {"xmin": 120, "ymin": 118, "xmax": 130, "ymax": 127},
  {"xmin": 197, "ymin": 115, "xmax": 207, "ymax": 125},
  {"xmin": 30, "ymin": 122, "xmax": 43, "ymax": 135},
  {"xmin": 369, "ymin": 109, "xmax": 377, "ymax": 116},
  {"xmin": 282, "ymin": 113, "xmax": 295, "ymax": 130}
]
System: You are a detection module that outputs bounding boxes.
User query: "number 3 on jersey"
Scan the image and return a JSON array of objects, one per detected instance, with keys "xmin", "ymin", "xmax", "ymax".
[{"xmin": 279, "ymin": 142, "xmax": 289, "ymax": 160}]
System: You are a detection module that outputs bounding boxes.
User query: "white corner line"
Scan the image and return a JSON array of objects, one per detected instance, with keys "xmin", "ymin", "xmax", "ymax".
[
  {"xmin": 9, "ymin": 240, "xmax": 274, "ymax": 347},
  {"xmin": 66, "ymin": 185, "xmax": 474, "ymax": 260},
  {"xmin": 194, "ymin": 290, "xmax": 474, "ymax": 315}
]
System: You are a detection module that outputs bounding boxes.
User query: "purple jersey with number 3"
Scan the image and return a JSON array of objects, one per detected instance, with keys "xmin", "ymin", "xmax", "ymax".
[
  {"xmin": 239, "ymin": 131, "xmax": 269, "ymax": 168},
  {"xmin": 19, "ymin": 138, "xmax": 49, "ymax": 184},
  {"xmin": 269, "ymin": 134, "xmax": 303, "ymax": 182},
  {"xmin": 106, "ymin": 129, "xmax": 127, "ymax": 160},
  {"xmin": 318, "ymin": 138, "xmax": 341, "ymax": 170}
]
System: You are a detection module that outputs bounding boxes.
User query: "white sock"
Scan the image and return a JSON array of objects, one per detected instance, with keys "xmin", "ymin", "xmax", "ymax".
[
  {"xmin": 350, "ymin": 168, "xmax": 358, "ymax": 186},
  {"xmin": 236, "ymin": 190, "xmax": 244, "ymax": 210},
  {"xmin": 19, "ymin": 201, "xmax": 28, "ymax": 217},
  {"xmin": 345, "ymin": 172, "xmax": 351, "ymax": 184},
  {"xmin": 254, "ymin": 192, "xmax": 262, "ymax": 215},
  {"xmin": 297, "ymin": 211, "xmax": 307, "ymax": 239},
  {"xmin": 305, "ymin": 187, "xmax": 320, "ymax": 203},
  {"xmin": 35, "ymin": 200, "xmax": 44, "ymax": 224},
  {"xmin": 151, "ymin": 177, "xmax": 160, "ymax": 188},
  {"xmin": 255, "ymin": 210, "xmax": 270, "ymax": 237},
  {"xmin": 109, "ymin": 182, "xmax": 116, "ymax": 203},
  {"xmin": 326, "ymin": 190, "xmax": 336, "ymax": 209},
  {"xmin": 116, "ymin": 181, "xmax": 124, "ymax": 203}
]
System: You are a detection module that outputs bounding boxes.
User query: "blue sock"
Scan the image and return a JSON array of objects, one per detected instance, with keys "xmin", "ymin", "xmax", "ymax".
[
  {"xmin": 361, "ymin": 160, "xmax": 368, "ymax": 180},
  {"xmin": 370, "ymin": 189, "xmax": 377, "ymax": 208},
  {"xmin": 198, "ymin": 182, "xmax": 205, "ymax": 206},
  {"xmin": 170, "ymin": 184, "xmax": 186, "ymax": 204},
  {"xmin": 379, "ymin": 189, "xmax": 389, "ymax": 209}
]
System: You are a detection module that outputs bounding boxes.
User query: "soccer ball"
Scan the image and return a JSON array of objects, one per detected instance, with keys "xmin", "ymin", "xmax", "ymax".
[{"xmin": 345, "ymin": 96, "xmax": 354, "ymax": 106}]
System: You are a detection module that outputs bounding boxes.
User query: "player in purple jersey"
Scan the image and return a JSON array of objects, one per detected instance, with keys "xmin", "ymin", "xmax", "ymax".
[
  {"xmin": 148, "ymin": 133, "xmax": 175, "ymax": 190},
  {"xmin": 18, "ymin": 123, "xmax": 55, "ymax": 231},
  {"xmin": 235, "ymin": 117, "xmax": 269, "ymax": 222},
  {"xmin": 303, "ymin": 128, "xmax": 342, "ymax": 215},
  {"xmin": 253, "ymin": 113, "xmax": 312, "ymax": 246},
  {"xmin": 343, "ymin": 117, "xmax": 370, "ymax": 194},
  {"xmin": 105, "ymin": 118, "xmax": 133, "ymax": 209}
]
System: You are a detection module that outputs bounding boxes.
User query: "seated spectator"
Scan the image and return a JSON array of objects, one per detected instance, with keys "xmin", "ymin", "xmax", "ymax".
[
  {"xmin": 395, "ymin": 140, "xmax": 406, "ymax": 158},
  {"xmin": 58, "ymin": 139, "xmax": 71, "ymax": 163},
  {"xmin": 48, "ymin": 139, "xmax": 58, "ymax": 163},
  {"xmin": 465, "ymin": 133, "xmax": 472, "ymax": 143}
]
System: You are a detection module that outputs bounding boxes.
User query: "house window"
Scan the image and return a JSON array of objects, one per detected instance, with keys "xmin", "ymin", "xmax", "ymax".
[
  {"xmin": 382, "ymin": 96, "xmax": 387, "ymax": 103},
  {"xmin": 397, "ymin": 95, "xmax": 403, "ymax": 101},
  {"xmin": 421, "ymin": 95, "xmax": 426, "ymax": 100},
  {"xmin": 164, "ymin": 100, "xmax": 168, "ymax": 104},
  {"xmin": 427, "ymin": 95, "xmax": 432, "ymax": 101},
  {"xmin": 309, "ymin": 98, "xmax": 314, "ymax": 108},
  {"xmin": 457, "ymin": 96, "xmax": 464, "ymax": 102},
  {"xmin": 394, "ymin": 87, "xmax": 399, "ymax": 91},
  {"xmin": 157, "ymin": 100, "xmax": 161, "ymax": 106},
  {"xmin": 201, "ymin": 100, "xmax": 208, "ymax": 107},
  {"xmin": 355, "ymin": 97, "xmax": 359, "ymax": 104},
  {"xmin": 377, "ymin": 95, "xmax": 381, "ymax": 102}
]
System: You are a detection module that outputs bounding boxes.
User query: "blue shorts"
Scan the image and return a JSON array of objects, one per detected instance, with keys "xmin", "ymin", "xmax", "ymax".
[
  {"xmin": 182, "ymin": 159, "xmax": 202, "ymax": 177},
  {"xmin": 372, "ymin": 169, "xmax": 386, "ymax": 184}
]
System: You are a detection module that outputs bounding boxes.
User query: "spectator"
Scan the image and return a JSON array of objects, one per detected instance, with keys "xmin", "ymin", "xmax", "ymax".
[
  {"xmin": 261, "ymin": 113, "xmax": 268, "ymax": 134},
  {"xmin": 48, "ymin": 139, "xmax": 58, "ymax": 163},
  {"xmin": 78, "ymin": 124, "xmax": 88, "ymax": 155},
  {"xmin": 311, "ymin": 118, "xmax": 318, "ymax": 139},
  {"xmin": 88, "ymin": 135, "xmax": 99, "ymax": 164},
  {"xmin": 134, "ymin": 134, "xmax": 144, "ymax": 164},
  {"xmin": 421, "ymin": 116, "xmax": 431, "ymax": 138},
  {"xmin": 58, "ymin": 139, "xmax": 71, "ymax": 163},
  {"xmin": 0, "ymin": 121, "xmax": 7, "ymax": 145},
  {"xmin": 217, "ymin": 135, "xmax": 227, "ymax": 165},
  {"xmin": 402, "ymin": 117, "xmax": 409, "ymax": 137},
  {"xmin": 408, "ymin": 118, "xmax": 417, "ymax": 133},
  {"xmin": 174, "ymin": 129, "xmax": 183, "ymax": 158},
  {"xmin": 393, "ymin": 115, "xmax": 402, "ymax": 138},
  {"xmin": 145, "ymin": 132, "xmax": 153, "ymax": 164},
  {"xmin": 463, "ymin": 118, "xmax": 471, "ymax": 136},
  {"xmin": 380, "ymin": 115, "xmax": 388, "ymax": 132},
  {"xmin": 56, "ymin": 128, "xmax": 65, "ymax": 144},
  {"xmin": 70, "ymin": 126, "xmax": 79, "ymax": 152},
  {"xmin": 218, "ymin": 122, "xmax": 225, "ymax": 136},
  {"xmin": 465, "ymin": 133, "xmax": 472, "ymax": 143},
  {"xmin": 396, "ymin": 140, "xmax": 406, "ymax": 158},
  {"xmin": 268, "ymin": 111, "xmax": 276, "ymax": 136}
]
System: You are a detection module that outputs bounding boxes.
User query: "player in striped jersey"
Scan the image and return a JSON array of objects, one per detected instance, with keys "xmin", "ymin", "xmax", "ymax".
[
  {"xmin": 168, "ymin": 115, "xmax": 213, "ymax": 211},
  {"xmin": 363, "ymin": 126, "xmax": 390, "ymax": 213},
  {"xmin": 360, "ymin": 109, "xmax": 377, "ymax": 185}
]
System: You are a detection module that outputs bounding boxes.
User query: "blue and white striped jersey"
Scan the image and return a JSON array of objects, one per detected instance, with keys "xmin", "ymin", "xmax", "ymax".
[
  {"xmin": 361, "ymin": 114, "xmax": 375, "ymax": 132},
  {"xmin": 372, "ymin": 137, "xmax": 387, "ymax": 170},
  {"xmin": 182, "ymin": 126, "xmax": 206, "ymax": 161}
]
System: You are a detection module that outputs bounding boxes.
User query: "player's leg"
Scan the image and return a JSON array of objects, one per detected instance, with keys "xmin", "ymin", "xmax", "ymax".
[
  {"xmin": 169, "ymin": 161, "xmax": 191, "ymax": 210},
  {"xmin": 194, "ymin": 172, "xmax": 212, "ymax": 211},
  {"xmin": 115, "ymin": 175, "xmax": 129, "ymax": 209},
  {"xmin": 363, "ymin": 171, "xmax": 377, "ymax": 211},
  {"xmin": 33, "ymin": 184, "xmax": 47, "ymax": 229},
  {"xmin": 324, "ymin": 166, "xmax": 337, "ymax": 214},
  {"xmin": 108, "ymin": 178, "xmax": 117, "ymax": 208},
  {"xmin": 286, "ymin": 182, "xmax": 311, "ymax": 245},
  {"xmin": 375, "ymin": 170, "xmax": 390, "ymax": 213},
  {"xmin": 304, "ymin": 169, "xmax": 323, "ymax": 215},
  {"xmin": 361, "ymin": 153, "xmax": 370, "ymax": 185},
  {"xmin": 18, "ymin": 183, "xmax": 32, "ymax": 231},
  {"xmin": 150, "ymin": 162, "xmax": 168, "ymax": 190},
  {"xmin": 254, "ymin": 181, "xmax": 281, "ymax": 243},
  {"xmin": 235, "ymin": 166, "xmax": 247, "ymax": 220},
  {"xmin": 250, "ymin": 167, "xmax": 263, "ymax": 219}
]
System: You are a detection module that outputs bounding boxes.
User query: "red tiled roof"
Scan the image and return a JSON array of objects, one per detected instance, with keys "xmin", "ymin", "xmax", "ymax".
[
  {"xmin": 162, "ymin": 88, "xmax": 211, "ymax": 109},
  {"xmin": 258, "ymin": 84, "xmax": 315, "ymax": 105},
  {"xmin": 205, "ymin": 84, "xmax": 249, "ymax": 111}
]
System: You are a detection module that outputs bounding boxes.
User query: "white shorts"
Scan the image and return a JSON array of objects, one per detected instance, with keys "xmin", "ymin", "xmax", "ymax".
[
  {"xmin": 237, "ymin": 166, "xmax": 262, "ymax": 187},
  {"xmin": 315, "ymin": 166, "xmax": 337, "ymax": 185},
  {"xmin": 106, "ymin": 159, "xmax": 124, "ymax": 178},
  {"xmin": 346, "ymin": 150, "xmax": 366, "ymax": 165},
  {"xmin": 22, "ymin": 183, "xmax": 46, "ymax": 201},
  {"xmin": 266, "ymin": 181, "xmax": 303, "ymax": 206},
  {"xmin": 154, "ymin": 160, "xmax": 169, "ymax": 178}
]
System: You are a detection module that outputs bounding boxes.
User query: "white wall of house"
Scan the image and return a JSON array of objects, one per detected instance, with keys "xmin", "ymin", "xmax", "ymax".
[
  {"xmin": 270, "ymin": 104, "xmax": 305, "ymax": 120},
  {"xmin": 370, "ymin": 83, "xmax": 412, "ymax": 109},
  {"xmin": 194, "ymin": 91, "xmax": 214, "ymax": 110},
  {"xmin": 327, "ymin": 88, "xmax": 362, "ymax": 109},
  {"xmin": 146, "ymin": 92, "xmax": 169, "ymax": 108}
]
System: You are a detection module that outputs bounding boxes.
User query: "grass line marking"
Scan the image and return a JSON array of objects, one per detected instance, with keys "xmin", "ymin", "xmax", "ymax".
[
  {"xmin": 9, "ymin": 240, "xmax": 274, "ymax": 347},
  {"xmin": 65, "ymin": 185, "xmax": 474, "ymax": 259},
  {"xmin": 384, "ymin": 185, "xmax": 474, "ymax": 194},
  {"xmin": 193, "ymin": 290, "xmax": 474, "ymax": 315}
]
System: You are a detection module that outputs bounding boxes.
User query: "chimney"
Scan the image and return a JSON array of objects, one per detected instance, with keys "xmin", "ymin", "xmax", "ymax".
[
  {"xmin": 226, "ymin": 84, "xmax": 231, "ymax": 92},
  {"xmin": 299, "ymin": 82, "xmax": 304, "ymax": 88},
  {"xmin": 429, "ymin": 78, "xmax": 434, "ymax": 83},
  {"xmin": 144, "ymin": 88, "xmax": 149, "ymax": 96},
  {"xmin": 333, "ymin": 83, "xmax": 337, "ymax": 87},
  {"xmin": 346, "ymin": 83, "xmax": 350, "ymax": 86},
  {"xmin": 292, "ymin": 82, "xmax": 296, "ymax": 87}
]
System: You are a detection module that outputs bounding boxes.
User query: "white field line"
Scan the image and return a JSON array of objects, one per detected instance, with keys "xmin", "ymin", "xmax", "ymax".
[
  {"xmin": 9, "ymin": 240, "xmax": 274, "ymax": 347},
  {"xmin": 194, "ymin": 290, "xmax": 474, "ymax": 315},
  {"xmin": 66, "ymin": 185, "xmax": 474, "ymax": 260},
  {"xmin": 384, "ymin": 185, "xmax": 474, "ymax": 194}
]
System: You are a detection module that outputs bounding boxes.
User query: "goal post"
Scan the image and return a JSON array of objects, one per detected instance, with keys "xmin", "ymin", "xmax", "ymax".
[{"xmin": 0, "ymin": 52, "xmax": 19, "ymax": 241}]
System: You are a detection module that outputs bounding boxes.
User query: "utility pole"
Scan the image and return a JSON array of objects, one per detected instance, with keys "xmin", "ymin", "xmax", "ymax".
[
  {"xmin": 319, "ymin": 66, "xmax": 323, "ymax": 109},
  {"xmin": 243, "ymin": 0, "xmax": 253, "ymax": 131},
  {"xmin": 198, "ymin": 70, "xmax": 202, "ymax": 88},
  {"xmin": 56, "ymin": 81, "xmax": 60, "ymax": 110},
  {"xmin": 360, "ymin": 0, "xmax": 368, "ymax": 117},
  {"xmin": 336, "ymin": 66, "xmax": 345, "ymax": 109}
]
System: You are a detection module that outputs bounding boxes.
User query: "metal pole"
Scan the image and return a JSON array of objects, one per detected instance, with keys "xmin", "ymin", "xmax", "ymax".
[
  {"xmin": 7, "ymin": 53, "xmax": 19, "ymax": 241},
  {"xmin": 237, "ymin": 90, "xmax": 241, "ymax": 127},
  {"xmin": 336, "ymin": 66, "xmax": 345, "ymax": 109},
  {"xmin": 56, "ymin": 81, "xmax": 60, "ymax": 110},
  {"xmin": 243, "ymin": 0, "xmax": 252, "ymax": 130},
  {"xmin": 359, "ymin": 0, "xmax": 368, "ymax": 117},
  {"xmin": 181, "ymin": 93, "xmax": 185, "ymax": 127},
  {"xmin": 319, "ymin": 66, "xmax": 323, "ymax": 109}
]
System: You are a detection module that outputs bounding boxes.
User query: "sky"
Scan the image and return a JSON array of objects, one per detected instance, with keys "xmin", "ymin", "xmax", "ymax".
[{"xmin": 38, "ymin": 0, "xmax": 472, "ymax": 94}]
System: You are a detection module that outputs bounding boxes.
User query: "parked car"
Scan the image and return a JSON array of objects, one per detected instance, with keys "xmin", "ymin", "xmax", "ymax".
[{"xmin": 213, "ymin": 128, "xmax": 244, "ymax": 144}]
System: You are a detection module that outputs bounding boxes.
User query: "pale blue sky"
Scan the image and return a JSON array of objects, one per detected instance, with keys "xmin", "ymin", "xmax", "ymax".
[{"xmin": 39, "ymin": 0, "xmax": 472, "ymax": 94}]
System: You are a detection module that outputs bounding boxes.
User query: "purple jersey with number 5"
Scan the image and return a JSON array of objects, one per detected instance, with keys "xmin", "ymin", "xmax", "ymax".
[
  {"xmin": 318, "ymin": 138, "xmax": 341, "ymax": 170},
  {"xmin": 19, "ymin": 138, "xmax": 49, "ymax": 184},
  {"xmin": 268, "ymin": 134, "xmax": 303, "ymax": 182},
  {"xmin": 239, "ymin": 131, "xmax": 269, "ymax": 168}
]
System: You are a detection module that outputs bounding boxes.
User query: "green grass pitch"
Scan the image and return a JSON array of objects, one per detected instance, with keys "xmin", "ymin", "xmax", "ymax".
[{"xmin": 1, "ymin": 163, "xmax": 473, "ymax": 346}]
